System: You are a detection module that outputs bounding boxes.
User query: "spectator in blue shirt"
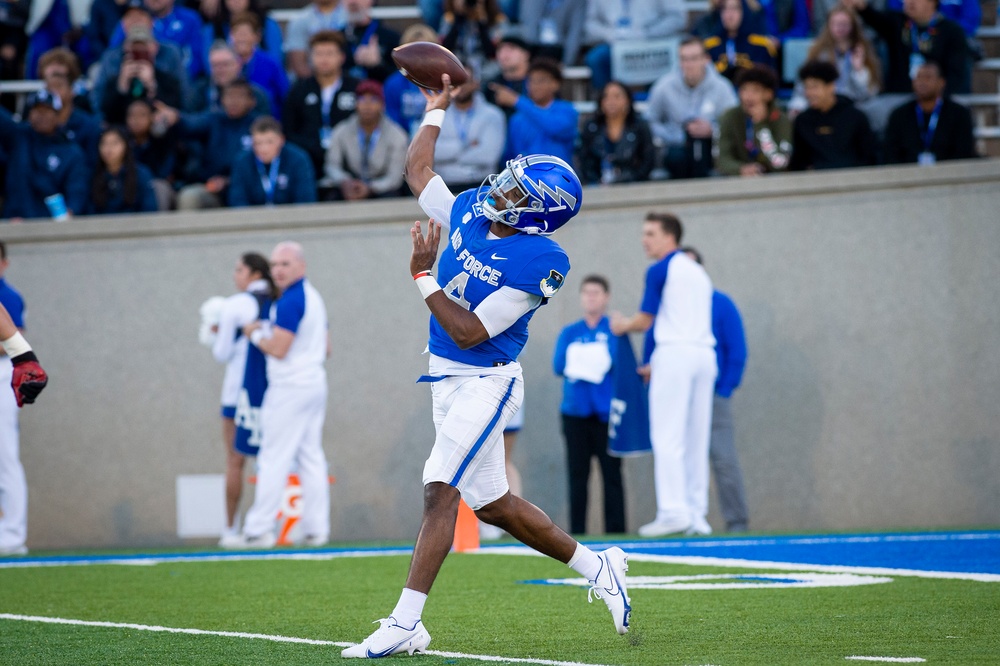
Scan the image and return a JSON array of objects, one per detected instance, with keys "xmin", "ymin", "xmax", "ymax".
[
  {"xmin": 110, "ymin": 0, "xmax": 206, "ymax": 81},
  {"xmin": 1, "ymin": 91, "xmax": 89, "ymax": 221},
  {"xmin": 87, "ymin": 126, "xmax": 159, "ymax": 215},
  {"xmin": 228, "ymin": 12, "xmax": 288, "ymax": 120},
  {"xmin": 492, "ymin": 57, "xmax": 578, "ymax": 165},
  {"xmin": 155, "ymin": 78, "xmax": 259, "ymax": 209},
  {"xmin": 553, "ymin": 275, "xmax": 626, "ymax": 535},
  {"xmin": 202, "ymin": 0, "xmax": 284, "ymax": 66},
  {"xmin": 229, "ymin": 116, "xmax": 317, "ymax": 207}
]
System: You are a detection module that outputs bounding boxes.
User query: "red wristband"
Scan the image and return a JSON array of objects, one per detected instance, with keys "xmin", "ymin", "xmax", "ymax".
[{"xmin": 413, "ymin": 270, "xmax": 432, "ymax": 280}]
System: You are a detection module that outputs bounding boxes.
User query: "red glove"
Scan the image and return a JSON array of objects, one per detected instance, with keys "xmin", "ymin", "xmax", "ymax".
[{"xmin": 11, "ymin": 352, "xmax": 48, "ymax": 408}]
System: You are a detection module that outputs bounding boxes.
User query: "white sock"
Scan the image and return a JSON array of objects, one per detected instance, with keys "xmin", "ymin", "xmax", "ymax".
[
  {"xmin": 567, "ymin": 543, "xmax": 603, "ymax": 582},
  {"xmin": 391, "ymin": 588, "xmax": 427, "ymax": 629}
]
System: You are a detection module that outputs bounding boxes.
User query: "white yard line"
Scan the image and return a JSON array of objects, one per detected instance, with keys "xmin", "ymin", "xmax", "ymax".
[
  {"xmin": 0, "ymin": 613, "xmax": 614, "ymax": 666},
  {"xmin": 845, "ymin": 657, "xmax": 927, "ymax": 663}
]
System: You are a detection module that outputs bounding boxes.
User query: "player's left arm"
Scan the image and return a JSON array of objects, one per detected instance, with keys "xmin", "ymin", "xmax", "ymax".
[
  {"xmin": 411, "ymin": 219, "xmax": 491, "ymax": 349},
  {"xmin": 0, "ymin": 303, "xmax": 48, "ymax": 407}
]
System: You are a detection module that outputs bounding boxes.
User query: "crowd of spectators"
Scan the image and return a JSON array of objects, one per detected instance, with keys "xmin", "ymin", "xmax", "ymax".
[{"xmin": 0, "ymin": 0, "xmax": 987, "ymax": 221}]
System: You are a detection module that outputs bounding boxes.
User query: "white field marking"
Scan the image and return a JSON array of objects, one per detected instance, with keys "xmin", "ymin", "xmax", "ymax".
[
  {"xmin": 844, "ymin": 657, "xmax": 926, "ymax": 663},
  {"xmin": 475, "ymin": 546, "xmax": 1000, "ymax": 583},
  {"xmin": 0, "ymin": 613, "xmax": 615, "ymax": 666},
  {"xmin": 0, "ymin": 548, "xmax": 415, "ymax": 569},
  {"xmin": 576, "ymin": 532, "xmax": 1000, "ymax": 550},
  {"xmin": 533, "ymin": 573, "xmax": 893, "ymax": 590}
]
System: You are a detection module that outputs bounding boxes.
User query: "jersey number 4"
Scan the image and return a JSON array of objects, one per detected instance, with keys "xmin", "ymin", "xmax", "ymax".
[{"xmin": 443, "ymin": 272, "xmax": 471, "ymax": 310}]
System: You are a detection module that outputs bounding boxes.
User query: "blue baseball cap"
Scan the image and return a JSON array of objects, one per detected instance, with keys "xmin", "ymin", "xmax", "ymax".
[{"xmin": 26, "ymin": 89, "xmax": 63, "ymax": 111}]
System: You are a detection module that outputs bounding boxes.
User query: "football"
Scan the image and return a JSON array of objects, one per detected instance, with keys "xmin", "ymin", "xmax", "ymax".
[{"xmin": 391, "ymin": 41, "xmax": 469, "ymax": 91}]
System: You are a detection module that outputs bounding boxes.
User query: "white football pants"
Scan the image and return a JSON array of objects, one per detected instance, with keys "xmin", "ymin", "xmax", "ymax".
[
  {"xmin": 243, "ymin": 382, "xmax": 329, "ymax": 540},
  {"xmin": 0, "ymin": 359, "xmax": 27, "ymax": 550},
  {"xmin": 648, "ymin": 345, "xmax": 717, "ymax": 526}
]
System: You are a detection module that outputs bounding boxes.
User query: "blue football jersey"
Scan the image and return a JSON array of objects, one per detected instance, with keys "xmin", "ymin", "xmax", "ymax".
[
  {"xmin": 428, "ymin": 188, "xmax": 571, "ymax": 367},
  {"xmin": 234, "ymin": 292, "xmax": 271, "ymax": 456}
]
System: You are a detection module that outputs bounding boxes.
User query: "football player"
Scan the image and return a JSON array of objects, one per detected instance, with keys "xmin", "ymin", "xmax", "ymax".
[{"xmin": 342, "ymin": 75, "xmax": 632, "ymax": 659}]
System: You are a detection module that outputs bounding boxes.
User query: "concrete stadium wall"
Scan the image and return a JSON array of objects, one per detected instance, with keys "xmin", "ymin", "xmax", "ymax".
[{"xmin": 5, "ymin": 160, "xmax": 999, "ymax": 549}]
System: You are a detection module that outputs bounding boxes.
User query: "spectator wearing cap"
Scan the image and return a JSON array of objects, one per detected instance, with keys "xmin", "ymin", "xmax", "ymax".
[
  {"xmin": 155, "ymin": 78, "xmax": 260, "ymax": 209},
  {"xmin": 0, "ymin": 91, "xmax": 89, "ymax": 221},
  {"xmin": 37, "ymin": 47, "xmax": 103, "ymax": 168},
  {"xmin": 228, "ymin": 12, "xmax": 288, "ymax": 119},
  {"xmin": 93, "ymin": 19, "xmax": 186, "ymax": 124},
  {"xmin": 716, "ymin": 64, "xmax": 792, "ymax": 176},
  {"xmin": 583, "ymin": 0, "xmax": 686, "ymax": 93},
  {"xmin": 229, "ymin": 116, "xmax": 317, "ymax": 207},
  {"xmin": 384, "ymin": 23, "xmax": 438, "ymax": 137},
  {"xmin": 188, "ymin": 40, "xmax": 271, "ymax": 114},
  {"xmin": 109, "ymin": 0, "xmax": 207, "ymax": 81},
  {"xmin": 492, "ymin": 57, "xmax": 578, "ymax": 165},
  {"xmin": 283, "ymin": 30, "xmax": 360, "ymax": 178},
  {"xmin": 789, "ymin": 60, "xmax": 876, "ymax": 171},
  {"xmin": 482, "ymin": 34, "xmax": 531, "ymax": 119},
  {"xmin": 341, "ymin": 0, "xmax": 401, "ymax": 83},
  {"xmin": 321, "ymin": 79, "xmax": 408, "ymax": 200},
  {"xmin": 91, "ymin": 2, "xmax": 186, "ymax": 112}
]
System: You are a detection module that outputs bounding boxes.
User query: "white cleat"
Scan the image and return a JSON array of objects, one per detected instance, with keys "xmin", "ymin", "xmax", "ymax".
[
  {"xmin": 588, "ymin": 547, "xmax": 632, "ymax": 635},
  {"xmin": 219, "ymin": 532, "xmax": 276, "ymax": 550},
  {"xmin": 638, "ymin": 518, "xmax": 691, "ymax": 538},
  {"xmin": 341, "ymin": 617, "xmax": 431, "ymax": 658}
]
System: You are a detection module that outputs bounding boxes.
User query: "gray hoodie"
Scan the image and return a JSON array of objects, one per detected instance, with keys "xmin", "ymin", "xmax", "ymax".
[{"xmin": 644, "ymin": 63, "xmax": 739, "ymax": 147}]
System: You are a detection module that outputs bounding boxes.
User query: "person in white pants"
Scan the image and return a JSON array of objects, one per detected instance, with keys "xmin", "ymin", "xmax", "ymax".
[
  {"xmin": 612, "ymin": 212, "xmax": 716, "ymax": 537},
  {"xmin": 0, "ymin": 241, "xmax": 48, "ymax": 556},
  {"xmin": 232, "ymin": 241, "xmax": 331, "ymax": 548}
]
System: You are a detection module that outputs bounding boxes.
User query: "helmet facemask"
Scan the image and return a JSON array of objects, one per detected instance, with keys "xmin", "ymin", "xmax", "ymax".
[{"xmin": 478, "ymin": 160, "xmax": 545, "ymax": 233}]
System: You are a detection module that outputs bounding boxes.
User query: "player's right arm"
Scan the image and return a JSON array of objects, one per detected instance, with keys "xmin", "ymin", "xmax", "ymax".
[{"xmin": 405, "ymin": 74, "xmax": 455, "ymax": 199}]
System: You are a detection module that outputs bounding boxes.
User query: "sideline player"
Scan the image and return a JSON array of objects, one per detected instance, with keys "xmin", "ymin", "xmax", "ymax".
[
  {"xmin": 611, "ymin": 213, "xmax": 716, "ymax": 537},
  {"xmin": 234, "ymin": 242, "xmax": 331, "ymax": 548},
  {"xmin": 342, "ymin": 75, "xmax": 631, "ymax": 659},
  {"xmin": 0, "ymin": 242, "xmax": 48, "ymax": 556},
  {"xmin": 211, "ymin": 252, "xmax": 278, "ymax": 546}
]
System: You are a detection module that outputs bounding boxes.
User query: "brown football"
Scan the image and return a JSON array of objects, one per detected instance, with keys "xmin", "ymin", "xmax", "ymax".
[{"xmin": 391, "ymin": 41, "xmax": 469, "ymax": 90}]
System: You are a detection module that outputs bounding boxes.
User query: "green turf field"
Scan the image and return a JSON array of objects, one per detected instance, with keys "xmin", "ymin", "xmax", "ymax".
[{"xmin": 2, "ymin": 544, "xmax": 999, "ymax": 665}]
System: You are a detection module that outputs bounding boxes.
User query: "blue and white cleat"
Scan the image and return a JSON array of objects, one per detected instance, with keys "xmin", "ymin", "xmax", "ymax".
[
  {"xmin": 588, "ymin": 547, "xmax": 632, "ymax": 635},
  {"xmin": 341, "ymin": 617, "xmax": 431, "ymax": 659}
]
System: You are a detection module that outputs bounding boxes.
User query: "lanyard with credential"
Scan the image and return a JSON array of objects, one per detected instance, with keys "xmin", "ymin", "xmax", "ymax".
[
  {"xmin": 916, "ymin": 99, "xmax": 942, "ymax": 152},
  {"xmin": 256, "ymin": 157, "xmax": 281, "ymax": 205},
  {"xmin": 358, "ymin": 127, "xmax": 380, "ymax": 181},
  {"xmin": 744, "ymin": 115, "xmax": 759, "ymax": 158},
  {"xmin": 907, "ymin": 14, "xmax": 939, "ymax": 55},
  {"xmin": 454, "ymin": 108, "xmax": 472, "ymax": 145}
]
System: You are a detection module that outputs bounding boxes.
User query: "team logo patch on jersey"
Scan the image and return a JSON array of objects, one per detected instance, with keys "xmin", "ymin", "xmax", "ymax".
[{"xmin": 540, "ymin": 270, "xmax": 565, "ymax": 298}]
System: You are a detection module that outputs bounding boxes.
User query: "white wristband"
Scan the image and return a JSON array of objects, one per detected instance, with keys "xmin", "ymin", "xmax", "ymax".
[
  {"xmin": 249, "ymin": 328, "xmax": 265, "ymax": 346},
  {"xmin": 416, "ymin": 275, "xmax": 442, "ymax": 300},
  {"xmin": 1, "ymin": 331, "xmax": 31, "ymax": 358},
  {"xmin": 421, "ymin": 108, "xmax": 445, "ymax": 128}
]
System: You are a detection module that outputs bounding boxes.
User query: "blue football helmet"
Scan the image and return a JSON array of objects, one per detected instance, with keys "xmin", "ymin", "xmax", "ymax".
[{"xmin": 477, "ymin": 154, "xmax": 583, "ymax": 235}]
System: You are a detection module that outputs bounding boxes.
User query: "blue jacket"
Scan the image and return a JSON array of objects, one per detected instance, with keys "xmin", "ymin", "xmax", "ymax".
[
  {"xmin": 553, "ymin": 316, "xmax": 617, "ymax": 421},
  {"xmin": 241, "ymin": 48, "xmax": 290, "ymax": 120},
  {"xmin": 643, "ymin": 290, "xmax": 748, "ymax": 398},
  {"xmin": 176, "ymin": 111, "xmax": 257, "ymax": 181},
  {"xmin": 505, "ymin": 97, "xmax": 578, "ymax": 164},
  {"xmin": 62, "ymin": 107, "xmax": 103, "ymax": 168},
  {"xmin": 228, "ymin": 142, "xmax": 317, "ymax": 207},
  {"xmin": 86, "ymin": 163, "xmax": 159, "ymax": 215},
  {"xmin": 1, "ymin": 116, "xmax": 90, "ymax": 220},
  {"xmin": 383, "ymin": 72, "xmax": 425, "ymax": 136}
]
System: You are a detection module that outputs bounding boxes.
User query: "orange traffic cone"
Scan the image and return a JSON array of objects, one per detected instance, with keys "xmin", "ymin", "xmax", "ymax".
[{"xmin": 452, "ymin": 499, "xmax": 480, "ymax": 552}]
